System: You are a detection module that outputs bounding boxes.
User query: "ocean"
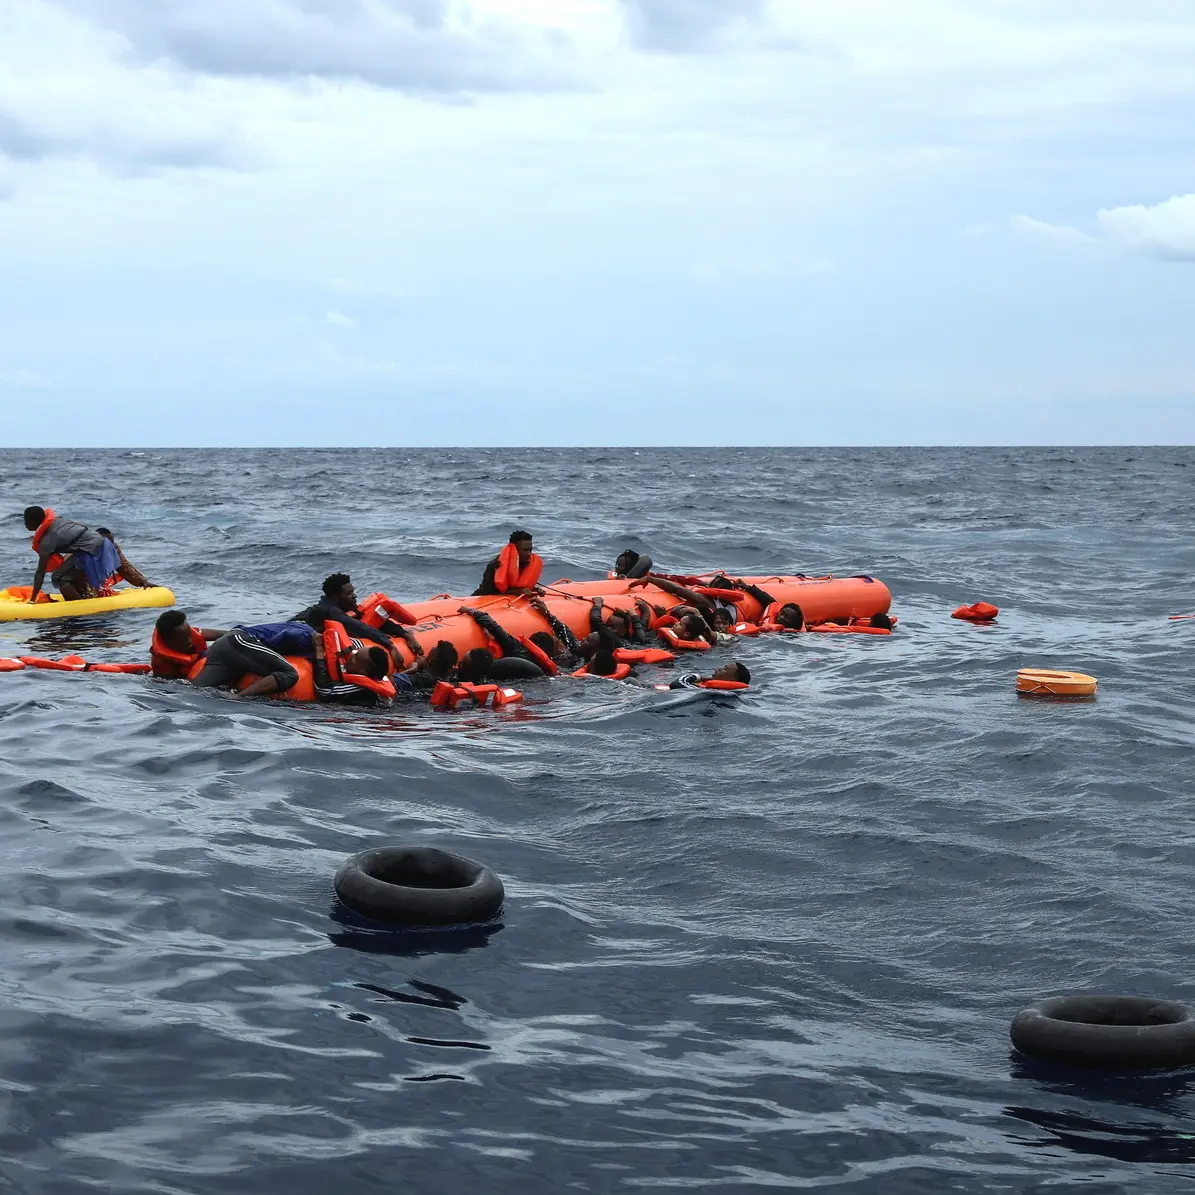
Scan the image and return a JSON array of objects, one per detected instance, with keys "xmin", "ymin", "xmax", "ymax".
[{"xmin": 1, "ymin": 446, "xmax": 1194, "ymax": 1194}]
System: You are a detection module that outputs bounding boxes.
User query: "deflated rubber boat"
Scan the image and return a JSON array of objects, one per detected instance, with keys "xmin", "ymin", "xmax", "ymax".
[{"xmin": 0, "ymin": 585, "xmax": 177, "ymax": 623}]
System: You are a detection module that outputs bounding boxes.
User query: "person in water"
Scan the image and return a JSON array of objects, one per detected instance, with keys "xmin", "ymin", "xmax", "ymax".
[
  {"xmin": 457, "ymin": 603, "xmax": 597, "ymax": 676},
  {"xmin": 612, "ymin": 549, "xmax": 653, "ymax": 579},
  {"xmin": 589, "ymin": 595, "xmax": 652, "ymax": 645},
  {"xmin": 23, "ymin": 506, "xmax": 122, "ymax": 602},
  {"xmin": 474, "ymin": 530, "xmax": 543, "ymax": 596},
  {"xmin": 291, "ymin": 572, "xmax": 421, "ymax": 665},
  {"xmin": 631, "ymin": 574, "xmax": 796, "ymax": 636},
  {"xmin": 151, "ymin": 610, "xmax": 225, "ymax": 678},
  {"xmin": 94, "ymin": 528, "xmax": 154, "ymax": 589},
  {"xmin": 668, "ymin": 662, "xmax": 751, "ymax": 690},
  {"xmin": 395, "ymin": 640, "xmax": 459, "ymax": 693},
  {"xmin": 192, "ymin": 621, "xmax": 390, "ymax": 702}
]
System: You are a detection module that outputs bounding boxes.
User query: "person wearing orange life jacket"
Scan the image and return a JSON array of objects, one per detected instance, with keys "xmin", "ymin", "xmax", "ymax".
[
  {"xmin": 95, "ymin": 528, "xmax": 154, "ymax": 589},
  {"xmin": 589, "ymin": 595, "xmax": 653, "ymax": 645},
  {"xmin": 151, "ymin": 610, "xmax": 224, "ymax": 679},
  {"xmin": 192, "ymin": 621, "xmax": 390, "ymax": 703},
  {"xmin": 22, "ymin": 505, "xmax": 121, "ymax": 602},
  {"xmin": 290, "ymin": 572, "xmax": 421, "ymax": 665},
  {"xmin": 666, "ymin": 662, "xmax": 751, "ymax": 690},
  {"xmin": 629, "ymin": 574, "xmax": 757, "ymax": 639},
  {"xmin": 473, "ymin": 530, "xmax": 543, "ymax": 596}
]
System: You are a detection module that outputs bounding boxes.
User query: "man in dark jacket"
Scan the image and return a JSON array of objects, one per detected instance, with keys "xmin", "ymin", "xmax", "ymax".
[{"xmin": 291, "ymin": 572, "xmax": 422, "ymax": 666}]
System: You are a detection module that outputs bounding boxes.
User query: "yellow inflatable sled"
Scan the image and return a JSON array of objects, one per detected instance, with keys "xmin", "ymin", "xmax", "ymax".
[{"xmin": 0, "ymin": 585, "xmax": 176, "ymax": 622}]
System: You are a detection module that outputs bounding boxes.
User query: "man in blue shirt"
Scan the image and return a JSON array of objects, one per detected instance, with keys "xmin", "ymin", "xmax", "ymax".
[{"xmin": 192, "ymin": 622, "xmax": 390, "ymax": 702}]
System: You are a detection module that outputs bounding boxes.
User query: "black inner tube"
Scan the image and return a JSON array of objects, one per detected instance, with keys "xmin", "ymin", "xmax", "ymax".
[
  {"xmin": 490, "ymin": 655, "xmax": 545, "ymax": 681},
  {"xmin": 1011, "ymin": 995, "xmax": 1195, "ymax": 1071},
  {"xmin": 334, "ymin": 846, "xmax": 505, "ymax": 927}
]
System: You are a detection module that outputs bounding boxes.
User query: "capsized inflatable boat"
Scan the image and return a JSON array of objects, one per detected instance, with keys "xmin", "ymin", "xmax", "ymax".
[
  {"xmin": 0, "ymin": 585, "xmax": 177, "ymax": 623},
  {"xmin": 380, "ymin": 573, "xmax": 892, "ymax": 668}
]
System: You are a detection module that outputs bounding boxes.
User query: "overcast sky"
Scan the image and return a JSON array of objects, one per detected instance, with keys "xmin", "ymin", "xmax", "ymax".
[{"xmin": 2, "ymin": 0, "xmax": 1194, "ymax": 446}]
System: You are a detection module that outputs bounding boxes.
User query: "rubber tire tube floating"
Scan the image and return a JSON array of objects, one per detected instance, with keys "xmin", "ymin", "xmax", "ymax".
[
  {"xmin": 334, "ymin": 846, "xmax": 505, "ymax": 927},
  {"xmin": 1010, "ymin": 995, "xmax": 1195, "ymax": 1071},
  {"xmin": 1016, "ymin": 668, "xmax": 1097, "ymax": 698}
]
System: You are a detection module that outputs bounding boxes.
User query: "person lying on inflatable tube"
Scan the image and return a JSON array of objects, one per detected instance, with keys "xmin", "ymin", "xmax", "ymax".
[
  {"xmin": 656, "ymin": 662, "xmax": 751, "ymax": 691},
  {"xmin": 191, "ymin": 621, "xmax": 393, "ymax": 704},
  {"xmin": 458, "ymin": 604, "xmax": 619, "ymax": 679},
  {"xmin": 631, "ymin": 574, "xmax": 784, "ymax": 637},
  {"xmin": 395, "ymin": 640, "xmax": 459, "ymax": 692},
  {"xmin": 474, "ymin": 530, "xmax": 544, "ymax": 597},
  {"xmin": 291, "ymin": 572, "xmax": 421, "ymax": 667}
]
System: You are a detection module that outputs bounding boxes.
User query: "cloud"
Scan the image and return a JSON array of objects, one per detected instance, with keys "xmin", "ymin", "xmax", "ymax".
[
  {"xmin": 0, "ymin": 369, "xmax": 51, "ymax": 390},
  {"xmin": 324, "ymin": 310, "xmax": 356, "ymax": 328},
  {"xmin": 1008, "ymin": 214, "xmax": 1092, "ymax": 244},
  {"xmin": 54, "ymin": 0, "xmax": 581, "ymax": 94},
  {"xmin": 616, "ymin": 0, "xmax": 770, "ymax": 52},
  {"xmin": 1097, "ymin": 193, "xmax": 1195, "ymax": 261},
  {"xmin": 689, "ymin": 255, "xmax": 835, "ymax": 281},
  {"xmin": 0, "ymin": 104, "xmax": 250, "ymax": 173}
]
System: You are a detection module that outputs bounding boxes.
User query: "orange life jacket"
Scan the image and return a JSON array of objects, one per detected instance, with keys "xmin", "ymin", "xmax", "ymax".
[
  {"xmin": 697, "ymin": 679, "xmax": 750, "ymax": 691},
  {"xmin": 952, "ymin": 602, "xmax": 998, "ymax": 623},
  {"xmin": 30, "ymin": 508, "xmax": 65, "ymax": 573},
  {"xmin": 357, "ymin": 592, "xmax": 418, "ymax": 627},
  {"xmin": 151, "ymin": 626, "xmax": 209, "ymax": 679},
  {"xmin": 16, "ymin": 654, "xmax": 149, "ymax": 673},
  {"xmin": 430, "ymin": 680, "xmax": 523, "ymax": 710},
  {"xmin": 807, "ymin": 618, "xmax": 894, "ymax": 636},
  {"xmin": 517, "ymin": 636, "xmax": 559, "ymax": 676},
  {"xmin": 321, "ymin": 621, "xmax": 397, "ymax": 700},
  {"xmin": 613, "ymin": 647, "xmax": 675, "ymax": 664},
  {"xmin": 494, "ymin": 543, "xmax": 543, "ymax": 593},
  {"xmin": 0, "ymin": 658, "xmax": 26, "ymax": 672},
  {"xmin": 658, "ymin": 626, "xmax": 711, "ymax": 652},
  {"xmin": 571, "ymin": 662, "xmax": 633, "ymax": 680}
]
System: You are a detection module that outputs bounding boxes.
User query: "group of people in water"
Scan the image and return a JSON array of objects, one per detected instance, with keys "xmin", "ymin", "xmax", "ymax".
[{"xmin": 25, "ymin": 515, "xmax": 890, "ymax": 706}]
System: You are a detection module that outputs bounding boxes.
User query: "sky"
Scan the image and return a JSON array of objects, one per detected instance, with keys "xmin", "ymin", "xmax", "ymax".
[{"xmin": 1, "ymin": 0, "xmax": 1195, "ymax": 446}]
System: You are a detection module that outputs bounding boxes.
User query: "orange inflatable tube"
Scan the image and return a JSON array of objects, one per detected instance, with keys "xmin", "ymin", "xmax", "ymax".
[{"xmin": 386, "ymin": 574, "xmax": 891, "ymax": 667}]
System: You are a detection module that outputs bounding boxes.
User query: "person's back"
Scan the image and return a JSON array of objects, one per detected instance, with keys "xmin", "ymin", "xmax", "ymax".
[{"xmin": 23, "ymin": 505, "xmax": 119, "ymax": 601}]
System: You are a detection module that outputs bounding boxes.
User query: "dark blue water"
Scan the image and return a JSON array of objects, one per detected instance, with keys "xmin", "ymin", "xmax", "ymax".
[{"xmin": 2, "ymin": 447, "xmax": 1194, "ymax": 1194}]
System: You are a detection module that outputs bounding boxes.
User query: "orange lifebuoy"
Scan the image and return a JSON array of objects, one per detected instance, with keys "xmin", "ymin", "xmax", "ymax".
[{"xmin": 1016, "ymin": 669, "xmax": 1097, "ymax": 698}]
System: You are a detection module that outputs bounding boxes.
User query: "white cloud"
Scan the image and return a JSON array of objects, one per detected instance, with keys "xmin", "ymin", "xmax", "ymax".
[
  {"xmin": 0, "ymin": 369, "xmax": 51, "ymax": 390},
  {"xmin": 52, "ymin": 0, "xmax": 584, "ymax": 94},
  {"xmin": 1008, "ymin": 214, "xmax": 1092, "ymax": 244},
  {"xmin": 324, "ymin": 309, "xmax": 356, "ymax": 328},
  {"xmin": 1097, "ymin": 193, "xmax": 1195, "ymax": 261}
]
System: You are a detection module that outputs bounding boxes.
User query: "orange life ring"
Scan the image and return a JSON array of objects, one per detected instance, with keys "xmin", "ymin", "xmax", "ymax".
[{"xmin": 1016, "ymin": 669, "xmax": 1097, "ymax": 698}]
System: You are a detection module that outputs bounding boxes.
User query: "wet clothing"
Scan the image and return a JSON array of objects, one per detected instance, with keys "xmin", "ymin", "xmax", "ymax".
[
  {"xmin": 466, "ymin": 610, "xmax": 555, "ymax": 674},
  {"xmin": 36, "ymin": 518, "xmax": 104, "ymax": 560},
  {"xmin": 590, "ymin": 603, "xmax": 648, "ymax": 646},
  {"xmin": 37, "ymin": 518, "xmax": 120, "ymax": 593},
  {"xmin": 473, "ymin": 556, "xmax": 503, "ymax": 596},
  {"xmin": 291, "ymin": 594, "xmax": 395, "ymax": 655},
  {"xmin": 193, "ymin": 622, "xmax": 369, "ymax": 702},
  {"xmin": 669, "ymin": 673, "xmax": 704, "ymax": 690},
  {"xmin": 108, "ymin": 539, "xmax": 151, "ymax": 588}
]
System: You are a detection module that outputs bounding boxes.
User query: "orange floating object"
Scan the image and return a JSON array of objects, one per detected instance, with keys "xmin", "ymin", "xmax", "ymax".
[
  {"xmin": 953, "ymin": 602, "xmax": 999, "ymax": 623},
  {"xmin": 1016, "ymin": 669, "xmax": 1097, "ymax": 698}
]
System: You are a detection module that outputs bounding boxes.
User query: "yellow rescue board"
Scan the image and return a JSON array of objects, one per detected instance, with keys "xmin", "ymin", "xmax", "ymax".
[{"xmin": 0, "ymin": 585, "xmax": 176, "ymax": 622}]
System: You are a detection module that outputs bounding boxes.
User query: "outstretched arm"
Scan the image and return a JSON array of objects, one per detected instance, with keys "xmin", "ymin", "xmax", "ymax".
[
  {"xmin": 630, "ymin": 575, "xmax": 716, "ymax": 617},
  {"xmin": 28, "ymin": 556, "xmax": 50, "ymax": 602},
  {"xmin": 459, "ymin": 607, "xmax": 525, "ymax": 659}
]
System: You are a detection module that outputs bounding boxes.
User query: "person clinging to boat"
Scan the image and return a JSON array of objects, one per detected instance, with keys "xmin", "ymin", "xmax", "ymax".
[
  {"xmin": 473, "ymin": 530, "xmax": 543, "ymax": 596},
  {"xmin": 23, "ymin": 506, "xmax": 123, "ymax": 603},
  {"xmin": 612, "ymin": 549, "xmax": 653, "ymax": 579},
  {"xmin": 290, "ymin": 572, "xmax": 420, "ymax": 667}
]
